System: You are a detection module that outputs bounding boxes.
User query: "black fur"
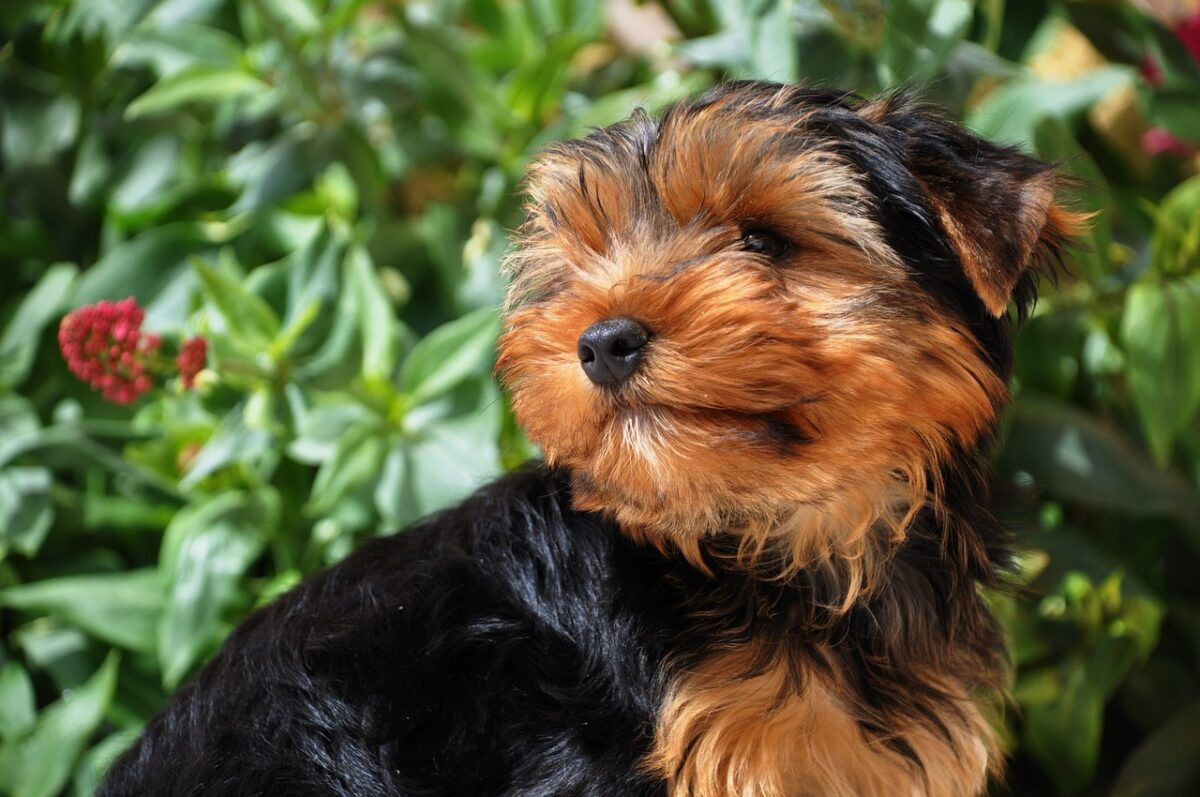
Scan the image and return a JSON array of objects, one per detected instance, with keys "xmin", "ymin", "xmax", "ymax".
[
  {"xmin": 102, "ymin": 467, "xmax": 670, "ymax": 796},
  {"xmin": 100, "ymin": 83, "xmax": 1043, "ymax": 795},
  {"xmin": 688, "ymin": 81, "xmax": 1063, "ymax": 375},
  {"xmin": 101, "ymin": 456, "xmax": 1009, "ymax": 796}
]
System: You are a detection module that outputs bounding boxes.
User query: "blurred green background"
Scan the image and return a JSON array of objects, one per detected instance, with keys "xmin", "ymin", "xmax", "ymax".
[{"xmin": 2, "ymin": 1, "xmax": 1199, "ymax": 794}]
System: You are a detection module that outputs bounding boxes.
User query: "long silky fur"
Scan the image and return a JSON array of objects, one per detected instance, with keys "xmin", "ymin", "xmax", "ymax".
[{"xmin": 100, "ymin": 82, "xmax": 1085, "ymax": 797}]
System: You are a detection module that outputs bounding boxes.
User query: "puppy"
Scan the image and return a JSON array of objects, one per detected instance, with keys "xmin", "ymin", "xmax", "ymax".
[{"xmin": 99, "ymin": 82, "xmax": 1082, "ymax": 797}]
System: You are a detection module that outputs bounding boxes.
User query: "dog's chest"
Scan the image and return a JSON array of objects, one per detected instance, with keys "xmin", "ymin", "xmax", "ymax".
[{"xmin": 641, "ymin": 643, "xmax": 992, "ymax": 797}]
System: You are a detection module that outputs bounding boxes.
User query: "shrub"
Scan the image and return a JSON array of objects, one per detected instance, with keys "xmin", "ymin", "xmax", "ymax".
[{"xmin": 1, "ymin": 2, "xmax": 1198, "ymax": 794}]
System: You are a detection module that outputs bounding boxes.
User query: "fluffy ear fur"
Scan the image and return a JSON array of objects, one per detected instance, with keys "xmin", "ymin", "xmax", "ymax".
[{"xmin": 882, "ymin": 106, "xmax": 1085, "ymax": 317}]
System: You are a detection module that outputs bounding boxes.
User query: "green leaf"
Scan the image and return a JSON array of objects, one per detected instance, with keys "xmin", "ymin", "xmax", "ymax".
[
  {"xmin": 253, "ymin": 569, "xmax": 301, "ymax": 609},
  {"xmin": 1032, "ymin": 116, "xmax": 1113, "ymax": 282},
  {"xmin": 0, "ymin": 570, "xmax": 165, "ymax": 654},
  {"xmin": 374, "ymin": 444, "xmax": 416, "ymax": 529},
  {"xmin": 556, "ymin": 72, "xmax": 709, "ymax": 143},
  {"xmin": 347, "ymin": 244, "xmax": 398, "ymax": 381},
  {"xmin": 999, "ymin": 394, "xmax": 1200, "ymax": 540},
  {"xmin": 158, "ymin": 491, "xmax": 275, "ymax": 687},
  {"xmin": 306, "ymin": 423, "xmax": 387, "ymax": 516},
  {"xmin": 1086, "ymin": 632, "xmax": 1145, "ymax": 699},
  {"xmin": 292, "ymin": 289, "xmax": 362, "ymax": 387},
  {"xmin": 815, "ymin": 0, "xmax": 885, "ymax": 49},
  {"xmin": 314, "ymin": 162, "xmax": 359, "ymax": 221},
  {"xmin": 230, "ymin": 128, "xmax": 329, "ymax": 213},
  {"xmin": 399, "ymin": 307, "xmax": 500, "ymax": 406},
  {"xmin": 68, "ymin": 129, "xmax": 112, "ymax": 206},
  {"xmin": 504, "ymin": 34, "xmax": 581, "ymax": 124},
  {"xmin": 0, "ymin": 466, "xmax": 54, "ymax": 560},
  {"xmin": 1144, "ymin": 87, "xmax": 1200, "ymax": 144},
  {"xmin": 147, "ymin": 0, "xmax": 228, "ymax": 26},
  {"xmin": 749, "ymin": 0, "xmax": 798, "ymax": 82},
  {"xmin": 1120, "ymin": 279, "xmax": 1200, "ymax": 464},
  {"xmin": 288, "ymin": 401, "xmax": 375, "ymax": 465},
  {"xmin": 279, "ymin": 227, "xmax": 343, "ymax": 350},
  {"xmin": 0, "ymin": 660, "xmax": 36, "ymax": 741},
  {"xmin": 49, "ymin": 0, "xmax": 141, "ymax": 36},
  {"xmin": 110, "ymin": 134, "xmax": 183, "ymax": 217},
  {"xmin": 1023, "ymin": 658, "xmax": 1106, "ymax": 795},
  {"xmin": 178, "ymin": 405, "xmax": 275, "ymax": 490},
  {"xmin": 0, "ymin": 396, "xmax": 40, "ymax": 439},
  {"xmin": 404, "ymin": 387, "xmax": 502, "ymax": 518},
  {"xmin": 8, "ymin": 626, "xmax": 91, "ymax": 699},
  {"xmin": 0, "ymin": 263, "xmax": 77, "ymax": 390},
  {"xmin": 878, "ymin": 0, "xmax": 973, "ymax": 85},
  {"xmin": 192, "ymin": 256, "xmax": 282, "ymax": 349},
  {"xmin": 1012, "ymin": 309, "xmax": 1088, "ymax": 398},
  {"xmin": 457, "ymin": 219, "xmax": 508, "ymax": 311},
  {"xmin": 967, "ymin": 66, "xmax": 1132, "ymax": 148},
  {"xmin": 1151, "ymin": 175, "xmax": 1200, "ymax": 276},
  {"xmin": 112, "ymin": 23, "xmax": 242, "ymax": 77},
  {"xmin": 0, "ymin": 95, "xmax": 79, "ymax": 166},
  {"xmin": 126, "ymin": 65, "xmax": 270, "ymax": 118},
  {"xmin": 258, "ymin": 0, "xmax": 321, "ymax": 33},
  {"xmin": 0, "ymin": 421, "xmax": 179, "ymax": 498},
  {"xmin": 1111, "ymin": 699, "xmax": 1200, "ymax": 797},
  {"xmin": 82, "ymin": 491, "xmax": 179, "ymax": 532},
  {"xmin": 0, "ymin": 653, "xmax": 118, "ymax": 797},
  {"xmin": 71, "ymin": 729, "xmax": 140, "ymax": 797},
  {"xmin": 71, "ymin": 223, "xmax": 210, "ymax": 307},
  {"xmin": 674, "ymin": 0, "xmax": 801, "ymax": 81}
]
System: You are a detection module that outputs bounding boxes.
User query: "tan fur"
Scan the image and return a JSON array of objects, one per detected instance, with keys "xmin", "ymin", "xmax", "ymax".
[
  {"xmin": 502, "ymin": 105, "xmax": 1010, "ymax": 573},
  {"xmin": 923, "ymin": 187, "xmax": 1047, "ymax": 319},
  {"xmin": 646, "ymin": 646, "xmax": 996, "ymax": 797},
  {"xmin": 498, "ymin": 85, "xmax": 1082, "ymax": 797},
  {"xmin": 920, "ymin": 170, "xmax": 1092, "ymax": 319},
  {"xmin": 501, "ymin": 210, "xmax": 1008, "ymax": 578}
]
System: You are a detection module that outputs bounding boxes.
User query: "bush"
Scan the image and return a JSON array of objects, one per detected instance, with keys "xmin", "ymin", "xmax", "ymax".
[{"xmin": 1, "ymin": 1, "xmax": 1198, "ymax": 795}]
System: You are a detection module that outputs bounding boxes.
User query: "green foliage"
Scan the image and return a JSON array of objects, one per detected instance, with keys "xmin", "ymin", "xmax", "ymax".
[{"xmin": 1, "ymin": 1, "xmax": 1199, "ymax": 794}]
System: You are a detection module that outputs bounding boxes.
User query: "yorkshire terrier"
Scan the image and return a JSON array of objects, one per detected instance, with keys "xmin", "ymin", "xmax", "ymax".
[{"xmin": 100, "ymin": 82, "xmax": 1083, "ymax": 797}]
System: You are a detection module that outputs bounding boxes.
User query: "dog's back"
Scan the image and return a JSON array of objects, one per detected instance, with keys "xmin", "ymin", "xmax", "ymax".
[{"xmin": 100, "ymin": 467, "xmax": 671, "ymax": 796}]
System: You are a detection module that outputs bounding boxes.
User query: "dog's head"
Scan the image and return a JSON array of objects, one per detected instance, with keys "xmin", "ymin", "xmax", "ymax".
[{"xmin": 498, "ymin": 82, "xmax": 1083, "ymax": 571}]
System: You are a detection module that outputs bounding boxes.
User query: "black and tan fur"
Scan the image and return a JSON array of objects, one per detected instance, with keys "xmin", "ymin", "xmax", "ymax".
[{"xmin": 101, "ymin": 82, "xmax": 1084, "ymax": 797}]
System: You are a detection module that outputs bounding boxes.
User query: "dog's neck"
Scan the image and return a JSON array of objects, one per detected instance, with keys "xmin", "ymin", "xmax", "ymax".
[{"xmin": 608, "ymin": 449, "xmax": 999, "ymax": 615}]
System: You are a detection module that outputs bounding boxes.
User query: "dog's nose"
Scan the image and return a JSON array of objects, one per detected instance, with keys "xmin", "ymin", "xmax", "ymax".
[{"xmin": 577, "ymin": 317, "xmax": 650, "ymax": 387}]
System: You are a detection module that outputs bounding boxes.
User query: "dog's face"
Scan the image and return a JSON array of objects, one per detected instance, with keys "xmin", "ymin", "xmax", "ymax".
[{"xmin": 499, "ymin": 83, "xmax": 1079, "ymax": 567}]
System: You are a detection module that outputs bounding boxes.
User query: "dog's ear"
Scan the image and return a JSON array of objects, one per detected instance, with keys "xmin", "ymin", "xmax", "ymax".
[{"xmin": 881, "ymin": 106, "xmax": 1085, "ymax": 318}]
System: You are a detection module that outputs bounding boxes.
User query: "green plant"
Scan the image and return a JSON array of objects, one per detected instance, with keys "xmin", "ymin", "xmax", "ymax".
[{"xmin": 1, "ymin": 1, "xmax": 1198, "ymax": 795}]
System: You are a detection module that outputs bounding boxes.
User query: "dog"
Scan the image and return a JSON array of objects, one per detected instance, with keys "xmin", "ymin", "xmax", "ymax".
[{"xmin": 99, "ymin": 82, "xmax": 1083, "ymax": 797}]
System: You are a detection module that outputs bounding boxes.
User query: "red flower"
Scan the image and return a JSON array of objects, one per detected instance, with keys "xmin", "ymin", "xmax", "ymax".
[
  {"xmin": 1139, "ymin": 8, "xmax": 1200, "ymax": 158},
  {"xmin": 1177, "ymin": 8, "xmax": 1200, "ymax": 63},
  {"xmin": 58, "ymin": 298, "xmax": 160, "ymax": 404},
  {"xmin": 177, "ymin": 336, "xmax": 208, "ymax": 389},
  {"xmin": 1140, "ymin": 53, "xmax": 1164, "ymax": 87},
  {"xmin": 1141, "ymin": 8, "xmax": 1200, "ymax": 87},
  {"xmin": 1143, "ymin": 126, "xmax": 1198, "ymax": 158}
]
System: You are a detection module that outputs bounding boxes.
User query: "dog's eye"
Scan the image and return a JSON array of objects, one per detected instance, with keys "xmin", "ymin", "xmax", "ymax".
[{"xmin": 739, "ymin": 228, "xmax": 788, "ymax": 260}]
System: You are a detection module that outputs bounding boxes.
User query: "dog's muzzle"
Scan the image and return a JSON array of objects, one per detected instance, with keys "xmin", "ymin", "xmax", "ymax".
[{"xmin": 577, "ymin": 317, "xmax": 650, "ymax": 387}]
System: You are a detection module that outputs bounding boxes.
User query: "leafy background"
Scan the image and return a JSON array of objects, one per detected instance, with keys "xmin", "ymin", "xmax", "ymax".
[{"xmin": 2, "ymin": 0, "xmax": 1200, "ymax": 794}]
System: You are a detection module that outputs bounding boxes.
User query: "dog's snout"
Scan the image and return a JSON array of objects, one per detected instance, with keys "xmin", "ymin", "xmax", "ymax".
[{"xmin": 577, "ymin": 317, "xmax": 650, "ymax": 387}]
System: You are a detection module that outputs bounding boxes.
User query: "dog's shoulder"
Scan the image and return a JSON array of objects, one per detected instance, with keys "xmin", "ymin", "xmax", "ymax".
[{"xmin": 100, "ymin": 464, "xmax": 667, "ymax": 797}]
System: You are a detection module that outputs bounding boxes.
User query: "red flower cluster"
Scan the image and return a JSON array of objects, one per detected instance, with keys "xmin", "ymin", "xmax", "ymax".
[
  {"xmin": 1141, "ymin": 7, "xmax": 1200, "ymax": 158},
  {"xmin": 177, "ymin": 336, "xmax": 208, "ymax": 389},
  {"xmin": 59, "ymin": 298, "xmax": 161, "ymax": 404},
  {"xmin": 59, "ymin": 298, "xmax": 210, "ymax": 404}
]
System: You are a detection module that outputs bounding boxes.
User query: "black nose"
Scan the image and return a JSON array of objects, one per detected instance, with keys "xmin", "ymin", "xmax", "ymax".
[{"xmin": 577, "ymin": 317, "xmax": 650, "ymax": 387}]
